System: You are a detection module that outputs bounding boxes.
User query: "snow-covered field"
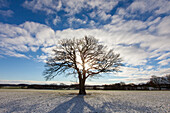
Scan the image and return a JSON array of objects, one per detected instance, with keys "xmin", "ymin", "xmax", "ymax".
[{"xmin": 0, "ymin": 89, "xmax": 169, "ymax": 113}]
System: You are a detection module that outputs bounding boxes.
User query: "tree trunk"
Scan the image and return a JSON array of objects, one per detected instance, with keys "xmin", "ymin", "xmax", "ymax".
[{"xmin": 79, "ymin": 78, "xmax": 86, "ymax": 95}]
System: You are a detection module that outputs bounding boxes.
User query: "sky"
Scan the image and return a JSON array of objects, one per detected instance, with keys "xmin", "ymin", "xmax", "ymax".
[{"xmin": 0, "ymin": 0, "xmax": 170, "ymax": 85}]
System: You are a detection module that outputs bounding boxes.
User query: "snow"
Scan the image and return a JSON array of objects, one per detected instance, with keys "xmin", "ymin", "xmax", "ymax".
[{"xmin": 0, "ymin": 89, "xmax": 169, "ymax": 113}]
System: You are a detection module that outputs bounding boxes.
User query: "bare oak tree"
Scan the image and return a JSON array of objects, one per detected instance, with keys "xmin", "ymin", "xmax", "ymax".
[{"xmin": 43, "ymin": 36, "xmax": 122, "ymax": 95}]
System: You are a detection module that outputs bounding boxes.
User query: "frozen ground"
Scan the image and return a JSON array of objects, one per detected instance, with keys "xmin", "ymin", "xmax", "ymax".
[{"xmin": 0, "ymin": 89, "xmax": 169, "ymax": 113}]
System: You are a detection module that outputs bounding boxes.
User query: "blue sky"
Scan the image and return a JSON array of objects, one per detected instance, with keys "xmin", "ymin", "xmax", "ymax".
[{"xmin": 0, "ymin": 0, "xmax": 170, "ymax": 85}]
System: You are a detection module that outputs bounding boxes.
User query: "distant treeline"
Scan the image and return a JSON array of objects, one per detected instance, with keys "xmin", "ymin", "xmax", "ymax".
[
  {"xmin": 0, "ymin": 82, "xmax": 169, "ymax": 90},
  {"xmin": 0, "ymin": 74, "xmax": 170, "ymax": 90}
]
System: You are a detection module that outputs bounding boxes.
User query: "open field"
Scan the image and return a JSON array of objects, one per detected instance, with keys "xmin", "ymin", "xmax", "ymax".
[{"xmin": 0, "ymin": 89, "xmax": 169, "ymax": 113}]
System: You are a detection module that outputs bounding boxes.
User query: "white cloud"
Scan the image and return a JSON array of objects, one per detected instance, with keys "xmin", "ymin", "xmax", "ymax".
[
  {"xmin": 147, "ymin": 17, "xmax": 161, "ymax": 26},
  {"xmin": 158, "ymin": 59, "xmax": 170, "ymax": 66},
  {"xmin": 97, "ymin": 11, "xmax": 112, "ymax": 21},
  {"xmin": 0, "ymin": 50, "xmax": 29, "ymax": 59},
  {"xmin": 109, "ymin": 77, "xmax": 150, "ymax": 84},
  {"xmin": 127, "ymin": 1, "xmax": 147, "ymax": 14},
  {"xmin": 156, "ymin": 16, "xmax": 170, "ymax": 35},
  {"xmin": 0, "ymin": 23, "xmax": 28, "ymax": 38},
  {"xmin": 19, "ymin": 21, "xmax": 49, "ymax": 35},
  {"xmin": 53, "ymin": 15, "xmax": 61, "ymax": 25},
  {"xmin": 154, "ymin": 0, "xmax": 170, "ymax": 14},
  {"xmin": 23, "ymin": 0, "xmax": 119, "ymax": 25},
  {"xmin": 23, "ymin": 0, "xmax": 85, "ymax": 15},
  {"xmin": 0, "ymin": 20, "xmax": 169, "ymax": 67},
  {"xmin": 35, "ymin": 27, "xmax": 56, "ymax": 47},
  {"xmin": 23, "ymin": 0, "xmax": 62, "ymax": 14},
  {"xmin": 62, "ymin": 0, "xmax": 118, "ymax": 16},
  {"xmin": 0, "ymin": 22, "xmax": 57, "ymax": 59},
  {"xmin": 140, "ymin": 36, "xmax": 170, "ymax": 52},
  {"xmin": 149, "ymin": 50, "xmax": 162, "ymax": 59},
  {"xmin": 41, "ymin": 46, "xmax": 56, "ymax": 54},
  {"xmin": 0, "ymin": 10, "xmax": 14, "ymax": 17},
  {"xmin": 0, "ymin": 17, "xmax": 170, "ymax": 78},
  {"xmin": 30, "ymin": 46, "xmax": 39, "ymax": 52},
  {"xmin": 156, "ymin": 52, "xmax": 170, "ymax": 60},
  {"xmin": 115, "ymin": 45, "xmax": 148, "ymax": 66},
  {"xmin": 0, "ymin": 79, "xmax": 106, "ymax": 85},
  {"xmin": 87, "ymin": 0, "xmax": 118, "ymax": 12},
  {"xmin": 88, "ymin": 0, "xmax": 118, "ymax": 21},
  {"xmin": 0, "ymin": 80, "xmax": 71, "ymax": 85},
  {"xmin": 68, "ymin": 17, "xmax": 86, "ymax": 27},
  {"xmin": 63, "ymin": 0, "xmax": 86, "ymax": 15},
  {"xmin": 158, "ymin": 68, "xmax": 170, "ymax": 75},
  {"xmin": 38, "ymin": 46, "xmax": 56, "ymax": 62},
  {"xmin": 0, "ymin": 0, "xmax": 170, "ymax": 85},
  {"xmin": 127, "ymin": 0, "xmax": 170, "ymax": 15},
  {"xmin": 104, "ymin": 15, "xmax": 147, "ymax": 32},
  {"xmin": 116, "ymin": 8, "xmax": 126, "ymax": 17},
  {"xmin": 148, "ymin": 16, "xmax": 170, "ymax": 36},
  {"xmin": 53, "ymin": 23, "xmax": 169, "ymax": 67},
  {"xmin": 146, "ymin": 66, "xmax": 153, "ymax": 70},
  {"xmin": 109, "ymin": 66, "xmax": 170, "ymax": 83},
  {"xmin": 88, "ymin": 20, "xmax": 96, "ymax": 28},
  {"xmin": 0, "ymin": 0, "xmax": 13, "ymax": 17},
  {"xmin": 37, "ymin": 54, "xmax": 48, "ymax": 62},
  {"xmin": 108, "ymin": 66, "xmax": 153, "ymax": 84},
  {"xmin": 22, "ymin": 0, "xmax": 170, "ymax": 29}
]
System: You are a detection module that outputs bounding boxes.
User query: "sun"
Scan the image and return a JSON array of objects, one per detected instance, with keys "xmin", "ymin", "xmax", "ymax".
[
  {"xmin": 84, "ymin": 61, "xmax": 91, "ymax": 70},
  {"xmin": 76, "ymin": 53, "xmax": 90, "ymax": 70}
]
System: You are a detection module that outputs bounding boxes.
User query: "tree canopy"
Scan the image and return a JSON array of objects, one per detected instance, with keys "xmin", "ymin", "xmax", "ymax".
[{"xmin": 43, "ymin": 36, "xmax": 122, "ymax": 94}]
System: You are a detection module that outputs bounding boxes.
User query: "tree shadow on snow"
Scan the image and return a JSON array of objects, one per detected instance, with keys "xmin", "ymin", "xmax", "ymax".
[
  {"xmin": 49, "ymin": 94, "xmax": 157, "ymax": 113},
  {"xmin": 98, "ymin": 101, "xmax": 156, "ymax": 113},
  {"xmin": 49, "ymin": 95, "xmax": 96, "ymax": 113}
]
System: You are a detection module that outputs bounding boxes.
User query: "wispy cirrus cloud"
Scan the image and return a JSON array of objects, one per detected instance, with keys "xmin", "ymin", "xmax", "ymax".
[
  {"xmin": 117, "ymin": 0, "xmax": 170, "ymax": 20},
  {"xmin": 0, "ymin": 10, "xmax": 14, "ymax": 17},
  {"xmin": 23, "ymin": 0, "xmax": 62, "ymax": 14},
  {"xmin": 109, "ymin": 67, "xmax": 170, "ymax": 83},
  {"xmin": 127, "ymin": 0, "xmax": 170, "ymax": 15},
  {"xmin": 0, "ymin": 0, "xmax": 14, "ymax": 17},
  {"xmin": 22, "ymin": 0, "xmax": 118, "ymax": 26}
]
